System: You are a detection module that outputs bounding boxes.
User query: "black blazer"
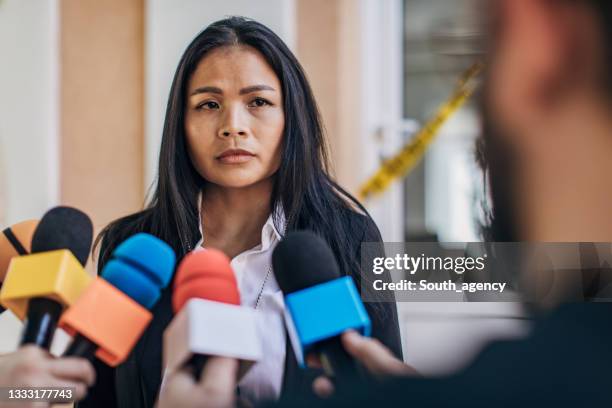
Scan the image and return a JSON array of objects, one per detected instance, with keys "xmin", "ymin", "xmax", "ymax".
[{"xmin": 79, "ymin": 212, "xmax": 403, "ymax": 408}]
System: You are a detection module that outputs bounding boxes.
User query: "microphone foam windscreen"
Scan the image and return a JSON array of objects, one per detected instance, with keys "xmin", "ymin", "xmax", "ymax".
[
  {"xmin": 31, "ymin": 207, "xmax": 93, "ymax": 266},
  {"xmin": 0, "ymin": 220, "xmax": 38, "ymax": 281},
  {"xmin": 172, "ymin": 249, "xmax": 240, "ymax": 313},
  {"xmin": 102, "ymin": 233, "xmax": 176, "ymax": 309},
  {"xmin": 272, "ymin": 230, "xmax": 341, "ymax": 294}
]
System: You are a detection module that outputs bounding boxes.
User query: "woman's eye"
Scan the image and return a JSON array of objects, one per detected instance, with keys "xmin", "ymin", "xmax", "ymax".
[
  {"xmin": 248, "ymin": 97, "xmax": 271, "ymax": 108},
  {"xmin": 196, "ymin": 101, "xmax": 220, "ymax": 110}
]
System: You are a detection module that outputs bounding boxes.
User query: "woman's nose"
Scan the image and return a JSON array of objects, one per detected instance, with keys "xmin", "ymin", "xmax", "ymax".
[
  {"xmin": 218, "ymin": 106, "xmax": 248, "ymax": 138},
  {"xmin": 220, "ymin": 128, "xmax": 247, "ymax": 137}
]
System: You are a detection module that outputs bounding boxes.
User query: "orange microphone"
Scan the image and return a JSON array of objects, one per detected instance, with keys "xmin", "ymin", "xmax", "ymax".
[
  {"xmin": 164, "ymin": 249, "xmax": 262, "ymax": 380},
  {"xmin": 60, "ymin": 233, "xmax": 176, "ymax": 367},
  {"xmin": 0, "ymin": 220, "xmax": 38, "ymax": 313}
]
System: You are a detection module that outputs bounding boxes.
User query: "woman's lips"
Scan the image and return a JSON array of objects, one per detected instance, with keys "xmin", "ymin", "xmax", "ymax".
[{"xmin": 216, "ymin": 149, "xmax": 255, "ymax": 164}]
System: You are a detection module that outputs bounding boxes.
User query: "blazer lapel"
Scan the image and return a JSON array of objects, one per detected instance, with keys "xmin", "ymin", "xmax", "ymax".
[{"xmin": 280, "ymin": 330, "xmax": 324, "ymax": 401}]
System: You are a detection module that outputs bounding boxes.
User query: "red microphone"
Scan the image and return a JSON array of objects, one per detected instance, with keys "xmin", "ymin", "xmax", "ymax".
[
  {"xmin": 172, "ymin": 249, "xmax": 240, "ymax": 309},
  {"xmin": 164, "ymin": 249, "xmax": 262, "ymax": 380}
]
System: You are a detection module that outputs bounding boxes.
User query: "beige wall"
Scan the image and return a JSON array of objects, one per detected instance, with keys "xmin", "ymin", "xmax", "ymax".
[
  {"xmin": 60, "ymin": 0, "xmax": 145, "ymax": 233},
  {"xmin": 296, "ymin": 0, "xmax": 362, "ymax": 194}
]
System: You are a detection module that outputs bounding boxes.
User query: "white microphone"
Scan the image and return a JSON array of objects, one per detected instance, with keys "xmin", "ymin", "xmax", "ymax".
[{"xmin": 163, "ymin": 249, "xmax": 262, "ymax": 380}]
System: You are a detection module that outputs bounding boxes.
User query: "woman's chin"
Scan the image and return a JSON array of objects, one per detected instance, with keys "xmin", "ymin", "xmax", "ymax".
[{"xmin": 207, "ymin": 177, "xmax": 271, "ymax": 189}]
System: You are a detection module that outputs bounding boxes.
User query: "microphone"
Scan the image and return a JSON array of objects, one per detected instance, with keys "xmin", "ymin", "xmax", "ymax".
[
  {"xmin": 30, "ymin": 207, "xmax": 92, "ymax": 265},
  {"xmin": 60, "ymin": 233, "xmax": 175, "ymax": 366},
  {"xmin": 0, "ymin": 220, "xmax": 39, "ymax": 313},
  {"xmin": 0, "ymin": 207, "xmax": 94, "ymax": 349},
  {"xmin": 272, "ymin": 231, "xmax": 371, "ymax": 392},
  {"xmin": 164, "ymin": 249, "xmax": 261, "ymax": 380}
]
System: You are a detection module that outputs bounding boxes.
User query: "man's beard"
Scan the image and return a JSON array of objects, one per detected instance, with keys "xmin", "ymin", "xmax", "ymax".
[{"xmin": 476, "ymin": 96, "xmax": 520, "ymax": 242}]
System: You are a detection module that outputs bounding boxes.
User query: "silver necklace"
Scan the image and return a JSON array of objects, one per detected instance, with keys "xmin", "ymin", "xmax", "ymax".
[
  {"xmin": 245, "ymin": 212, "xmax": 290, "ymax": 310},
  {"xmin": 254, "ymin": 214, "xmax": 290, "ymax": 310},
  {"xmin": 254, "ymin": 263, "xmax": 272, "ymax": 310},
  {"xmin": 194, "ymin": 234, "xmax": 273, "ymax": 310}
]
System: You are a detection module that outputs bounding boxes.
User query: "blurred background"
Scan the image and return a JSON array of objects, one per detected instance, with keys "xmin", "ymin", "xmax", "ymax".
[{"xmin": 0, "ymin": 0, "xmax": 528, "ymax": 375}]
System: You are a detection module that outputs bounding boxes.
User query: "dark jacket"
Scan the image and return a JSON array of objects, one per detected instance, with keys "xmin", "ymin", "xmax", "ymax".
[
  {"xmin": 271, "ymin": 303, "xmax": 612, "ymax": 408},
  {"xmin": 79, "ymin": 211, "xmax": 403, "ymax": 408}
]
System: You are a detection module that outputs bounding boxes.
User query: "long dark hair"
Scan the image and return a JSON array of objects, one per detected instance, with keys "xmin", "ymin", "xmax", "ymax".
[{"xmin": 96, "ymin": 16, "xmax": 386, "ymax": 312}]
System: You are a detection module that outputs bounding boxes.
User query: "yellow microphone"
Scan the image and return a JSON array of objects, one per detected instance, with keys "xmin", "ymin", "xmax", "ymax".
[{"xmin": 0, "ymin": 207, "xmax": 94, "ymax": 349}]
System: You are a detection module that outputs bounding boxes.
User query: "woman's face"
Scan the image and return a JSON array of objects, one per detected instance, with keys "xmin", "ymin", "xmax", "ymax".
[{"xmin": 185, "ymin": 45, "xmax": 285, "ymax": 189}]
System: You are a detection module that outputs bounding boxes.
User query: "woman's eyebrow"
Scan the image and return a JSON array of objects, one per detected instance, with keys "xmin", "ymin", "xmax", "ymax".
[
  {"xmin": 189, "ymin": 84, "xmax": 275, "ymax": 96},
  {"xmin": 190, "ymin": 86, "xmax": 222, "ymax": 96},
  {"xmin": 239, "ymin": 85, "xmax": 276, "ymax": 95}
]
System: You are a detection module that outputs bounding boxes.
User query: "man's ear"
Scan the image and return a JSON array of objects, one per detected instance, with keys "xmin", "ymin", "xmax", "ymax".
[{"xmin": 490, "ymin": 0, "xmax": 583, "ymax": 130}]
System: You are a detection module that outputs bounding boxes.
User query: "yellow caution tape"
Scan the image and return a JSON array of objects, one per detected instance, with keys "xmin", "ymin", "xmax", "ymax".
[{"xmin": 358, "ymin": 61, "xmax": 484, "ymax": 201}]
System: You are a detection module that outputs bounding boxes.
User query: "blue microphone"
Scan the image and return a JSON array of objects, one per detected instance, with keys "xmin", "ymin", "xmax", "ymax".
[
  {"xmin": 102, "ymin": 232, "xmax": 176, "ymax": 308},
  {"xmin": 272, "ymin": 231, "xmax": 371, "ymax": 392},
  {"xmin": 61, "ymin": 233, "xmax": 176, "ymax": 365}
]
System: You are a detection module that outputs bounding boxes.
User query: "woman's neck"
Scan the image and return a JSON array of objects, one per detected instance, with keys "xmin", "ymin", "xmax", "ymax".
[{"xmin": 200, "ymin": 179, "xmax": 273, "ymax": 259}]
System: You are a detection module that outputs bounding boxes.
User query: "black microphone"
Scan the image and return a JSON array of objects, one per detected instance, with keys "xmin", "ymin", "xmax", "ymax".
[
  {"xmin": 272, "ymin": 231, "xmax": 370, "ymax": 393},
  {"xmin": 20, "ymin": 206, "xmax": 93, "ymax": 349}
]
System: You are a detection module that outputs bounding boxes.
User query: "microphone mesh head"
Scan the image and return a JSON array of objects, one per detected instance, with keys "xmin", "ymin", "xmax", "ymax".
[
  {"xmin": 102, "ymin": 233, "xmax": 176, "ymax": 309},
  {"xmin": 272, "ymin": 230, "xmax": 341, "ymax": 294},
  {"xmin": 172, "ymin": 249, "xmax": 240, "ymax": 313},
  {"xmin": 0, "ymin": 220, "xmax": 38, "ymax": 281},
  {"xmin": 31, "ymin": 207, "xmax": 93, "ymax": 266}
]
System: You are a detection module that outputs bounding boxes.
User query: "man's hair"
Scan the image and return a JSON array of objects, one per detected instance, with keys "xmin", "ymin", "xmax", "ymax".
[{"xmin": 587, "ymin": 1, "xmax": 612, "ymax": 93}]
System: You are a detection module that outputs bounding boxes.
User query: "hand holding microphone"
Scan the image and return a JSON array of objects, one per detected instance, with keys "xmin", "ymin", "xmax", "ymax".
[
  {"xmin": 0, "ymin": 346, "xmax": 95, "ymax": 407},
  {"xmin": 308, "ymin": 331, "xmax": 419, "ymax": 398},
  {"xmin": 271, "ymin": 231, "xmax": 372, "ymax": 394},
  {"xmin": 272, "ymin": 231, "xmax": 419, "ymax": 399},
  {"xmin": 156, "ymin": 357, "xmax": 240, "ymax": 408},
  {"xmin": 158, "ymin": 249, "xmax": 262, "ymax": 408},
  {"xmin": 0, "ymin": 209, "xmax": 97, "ymax": 406}
]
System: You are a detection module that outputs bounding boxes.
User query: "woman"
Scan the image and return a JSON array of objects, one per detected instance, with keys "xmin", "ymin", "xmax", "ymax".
[{"xmin": 81, "ymin": 16, "xmax": 402, "ymax": 408}]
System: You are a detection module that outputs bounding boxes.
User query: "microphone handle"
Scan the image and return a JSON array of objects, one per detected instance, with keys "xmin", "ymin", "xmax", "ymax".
[
  {"xmin": 20, "ymin": 297, "xmax": 63, "ymax": 349},
  {"xmin": 186, "ymin": 354, "xmax": 209, "ymax": 381},
  {"xmin": 63, "ymin": 333, "xmax": 98, "ymax": 361},
  {"xmin": 316, "ymin": 337, "xmax": 363, "ymax": 393}
]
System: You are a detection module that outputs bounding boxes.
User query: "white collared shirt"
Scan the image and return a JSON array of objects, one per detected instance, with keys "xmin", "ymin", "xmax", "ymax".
[{"xmin": 190, "ymin": 206, "xmax": 287, "ymax": 403}]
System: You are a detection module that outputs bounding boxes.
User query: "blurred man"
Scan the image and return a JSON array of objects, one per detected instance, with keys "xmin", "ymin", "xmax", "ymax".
[
  {"xmin": 0, "ymin": 346, "xmax": 95, "ymax": 408},
  {"xmin": 157, "ymin": 0, "xmax": 612, "ymax": 406}
]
